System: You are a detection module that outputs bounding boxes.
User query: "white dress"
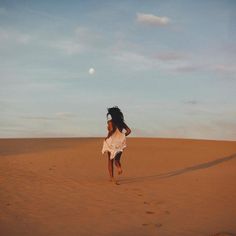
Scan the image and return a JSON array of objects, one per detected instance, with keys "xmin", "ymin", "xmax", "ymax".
[{"xmin": 102, "ymin": 127, "xmax": 126, "ymax": 160}]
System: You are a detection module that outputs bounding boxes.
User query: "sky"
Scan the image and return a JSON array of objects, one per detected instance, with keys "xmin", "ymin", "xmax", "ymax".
[{"xmin": 0, "ymin": 0, "xmax": 236, "ymax": 140}]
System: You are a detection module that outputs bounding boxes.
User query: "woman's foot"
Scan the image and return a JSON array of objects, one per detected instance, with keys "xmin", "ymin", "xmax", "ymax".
[
  {"xmin": 109, "ymin": 177, "xmax": 117, "ymax": 182},
  {"xmin": 118, "ymin": 167, "xmax": 123, "ymax": 175},
  {"xmin": 109, "ymin": 177, "xmax": 120, "ymax": 185}
]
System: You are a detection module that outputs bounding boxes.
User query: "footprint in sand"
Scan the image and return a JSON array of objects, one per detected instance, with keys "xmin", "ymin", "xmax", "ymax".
[
  {"xmin": 49, "ymin": 166, "xmax": 56, "ymax": 171},
  {"xmin": 155, "ymin": 223, "xmax": 162, "ymax": 228},
  {"xmin": 142, "ymin": 223, "xmax": 162, "ymax": 228},
  {"xmin": 146, "ymin": 200, "xmax": 165, "ymax": 206},
  {"xmin": 142, "ymin": 223, "xmax": 149, "ymax": 226},
  {"xmin": 146, "ymin": 211, "xmax": 155, "ymax": 214}
]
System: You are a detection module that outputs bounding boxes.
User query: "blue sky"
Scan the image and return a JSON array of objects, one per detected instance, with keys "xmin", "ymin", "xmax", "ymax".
[{"xmin": 0, "ymin": 0, "xmax": 236, "ymax": 140}]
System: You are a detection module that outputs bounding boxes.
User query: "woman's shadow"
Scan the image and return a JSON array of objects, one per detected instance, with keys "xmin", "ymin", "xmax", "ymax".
[{"xmin": 119, "ymin": 153, "xmax": 236, "ymax": 184}]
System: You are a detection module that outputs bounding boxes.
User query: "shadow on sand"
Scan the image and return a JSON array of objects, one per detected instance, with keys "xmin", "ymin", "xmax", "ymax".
[{"xmin": 119, "ymin": 153, "xmax": 236, "ymax": 184}]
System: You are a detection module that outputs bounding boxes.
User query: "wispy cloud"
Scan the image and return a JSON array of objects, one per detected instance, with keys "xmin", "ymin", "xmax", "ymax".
[
  {"xmin": 174, "ymin": 64, "xmax": 202, "ymax": 73},
  {"xmin": 24, "ymin": 6, "xmax": 69, "ymax": 23},
  {"xmin": 49, "ymin": 26, "xmax": 103, "ymax": 55},
  {"xmin": 51, "ymin": 40, "xmax": 84, "ymax": 55},
  {"xmin": 74, "ymin": 26, "xmax": 93, "ymax": 40},
  {"xmin": 112, "ymin": 46, "xmax": 236, "ymax": 78},
  {"xmin": 20, "ymin": 112, "xmax": 76, "ymax": 121},
  {"xmin": 212, "ymin": 64, "xmax": 236, "ymax": 74},
  {"xmin": 16, "ymin": 34, "xmax": 31, "ymax": 44},
  {"xmin": 112, "ymin": 47, "xmax": 191, "ymax": 72},
  {"xmin": 154, "ymin": 52, "xmax": 187, "ymax": 61},
  {"xmin": 55, "ymin": 112, "xmax": 76, "ymax": 119},
  {"xmin": 112, "ymin": 50, "xmax": 152, "ymax": 70},
  {"xmin": 136, "ymin": 13, "xmax": 170, "ymax": 26},
  {"xmin": 20, "ymin": 115, "xmax": 58, "ymax": 121},
  {"xmin": 0, "ymin": 28, "xmax": 31, "ymax": 45},
  {"xmin": 184, "ymin": 100, "xmax": 199, "ymax": 105},
  {"xmin": 173, "ymin": 62, "xmax": 236, "ymax": 77}
]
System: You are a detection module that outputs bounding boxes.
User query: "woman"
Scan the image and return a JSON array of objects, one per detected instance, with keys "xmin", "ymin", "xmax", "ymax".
[{"xmin": 102, "ymin": 106, "xmax": 131, "ymax": 184}]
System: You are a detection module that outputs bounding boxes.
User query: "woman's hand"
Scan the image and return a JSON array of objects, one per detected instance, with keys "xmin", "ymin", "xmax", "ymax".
[{"xmin": 125, "ymin": 127, "xmax": 131, "ymax": 136}]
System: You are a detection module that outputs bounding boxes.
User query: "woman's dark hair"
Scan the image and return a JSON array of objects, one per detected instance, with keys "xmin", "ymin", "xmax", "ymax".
[{"xmin": 107, "ymin": 106, "xmax": 126, "ymax": 132}]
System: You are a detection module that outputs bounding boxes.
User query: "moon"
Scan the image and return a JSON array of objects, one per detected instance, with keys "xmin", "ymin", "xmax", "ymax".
[{"xmin": 88, "ymin": 68, "xmax": 95, "ymax": 75}]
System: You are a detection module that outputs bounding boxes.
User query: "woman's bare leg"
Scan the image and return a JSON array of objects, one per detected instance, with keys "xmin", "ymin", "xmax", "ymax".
[
  {"xmin": 107, "ymin": 152, "xmax": 114, "ymax": 180},
  {"xmin": 107, "ymin": 152, "xmax": 120, "ymax": 185},
  {"xmin": 114, "ymin": 152, "xmax": 123, "ymax": 175}
]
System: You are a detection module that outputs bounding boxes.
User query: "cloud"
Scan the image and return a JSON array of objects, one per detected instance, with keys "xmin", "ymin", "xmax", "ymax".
[
  {"xmin": 0, "ymin": 25, "xmax": 89, "ymax": 56},
  {"xmin": 24, "ymin": 6, "xmax": 69, "ymax": 23},
  {"xmin": 20, "ymin": 116, "xmax": 58, "ymax": 121},
  {"xmin": 74, "ymin": 26, "xmax": 91, "ymax": 39},
  {"xmin": 212, "ymin": 64, "xmax": 236, "ymax": 74},
  {"xmin": 184, "ymin": 100, "xmax": 199, "ymax": 105},
  {"xmin": 112, "ymin": 47, "xmax": 192, "ymax": 73},
  {"xmin": 111, "ymin": 39, "xmax": 235, "ymax": 76},
  {"xmin": 174, "ymin": 64, "xmax": 202, "ymax": 73},
  {"xmin": 51, "ymin": 40, "xmax": 84, "ymax": 55},
  {"xmin": 136, "ymin": 13, "xmax": 170, "ymax": 26},
  {"xmin": 0, "ymin": 28, "xmax": 31, "ymax": 45},
  {"xmin": 74, "ymin": 26, "xmax": 104, "ymax": 48},
  {"xmin": 112, "ymin": 50, "xmax": 153, "ymax": 70},
  {"xmin": 173, "ymin": 63, "xmax": 236, "ymax": 77},
  {"xmin": 111, "ymin": 39, "xmax": 191, "ymax": 72},
  {"xmin": 55, "ymin": 112, "xmax": 76, "ymax": 119},
  {"xmin": 49, "ymin": 26, "xmax": 103, "ymax": 55},
  {"xmin": 20, "ymin": 112, "xmax": 76, "ymax": 121},
  {"xmin": 16, "ymin": 34, "xmax": 31, "ymax": 44},
  {"xmin": 155, "ymin": 52, "xmax": 187, "ymax": 61}
]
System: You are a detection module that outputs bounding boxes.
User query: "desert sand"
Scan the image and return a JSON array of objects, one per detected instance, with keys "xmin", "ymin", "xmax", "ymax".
[{"xmin": 0, "ymin": 137, "xmax": 236, "ymax": 236}]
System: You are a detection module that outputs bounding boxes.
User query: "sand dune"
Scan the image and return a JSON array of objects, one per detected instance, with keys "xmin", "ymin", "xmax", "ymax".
[{"xmin": 0, "ymin": 138, "xmax": 236, "ymax": 236}]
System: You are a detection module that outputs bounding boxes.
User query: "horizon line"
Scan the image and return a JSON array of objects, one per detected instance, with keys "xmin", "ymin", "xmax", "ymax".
[{"xmin": 0, "ymin": 136, "xmax": 235, "ymax": 142}]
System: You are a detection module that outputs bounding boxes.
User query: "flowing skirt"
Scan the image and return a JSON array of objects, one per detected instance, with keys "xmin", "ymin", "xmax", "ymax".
[{"xmin": 102, "ymin": 131, "xmax": 126, "ymax": 160}]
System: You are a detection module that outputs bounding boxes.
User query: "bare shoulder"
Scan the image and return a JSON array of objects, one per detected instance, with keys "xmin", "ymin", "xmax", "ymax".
[{"xmin": 107, "ymin": 120, "xmax": 114, "ymax": 132}]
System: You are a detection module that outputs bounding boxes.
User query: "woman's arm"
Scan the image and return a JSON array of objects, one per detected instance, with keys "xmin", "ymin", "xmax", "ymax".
[
  {"xmin": 105, "ymin": 120, "xmax": 115, "ymax": 140},
  {"xmin": 124, "ymin": 123, "xmax": 131, "ymax": 136}
]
